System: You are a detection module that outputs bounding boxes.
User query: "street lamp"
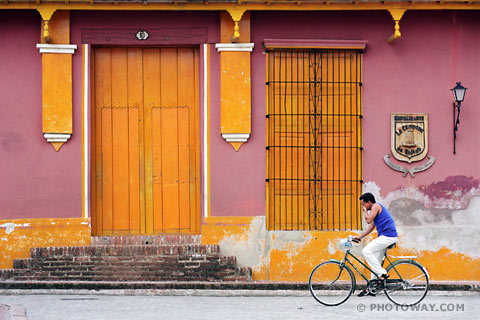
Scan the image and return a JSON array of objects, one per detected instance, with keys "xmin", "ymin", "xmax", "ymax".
[{"xmin": 451, "ymin": 82, "xmax": 467, "ymax": 154}]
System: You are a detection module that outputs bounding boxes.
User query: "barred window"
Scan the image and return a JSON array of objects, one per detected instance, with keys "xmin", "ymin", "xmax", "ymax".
[{"xmin": 266, "ymin": 48, "xmax": 363, "ymax": 231}]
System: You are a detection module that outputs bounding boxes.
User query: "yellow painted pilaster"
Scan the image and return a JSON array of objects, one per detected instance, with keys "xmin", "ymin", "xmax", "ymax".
[
  {"xmin": 217, "ymin": 12, "xmax": 253, "ymax": 151},
  {"xmin": 37, "ymin": 10, "xmax": 76, "ymax": 151},
  {"xmin": 217, "ymin": 47, "xmax": 253, "ymax": 151}
]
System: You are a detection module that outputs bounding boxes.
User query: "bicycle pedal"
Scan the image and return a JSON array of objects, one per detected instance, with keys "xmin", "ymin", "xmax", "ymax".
[{"xmin": 368, "ymin": 279, "xmax": 385, "ymax": 291}]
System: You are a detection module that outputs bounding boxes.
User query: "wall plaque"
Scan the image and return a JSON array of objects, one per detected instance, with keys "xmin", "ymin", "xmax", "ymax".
[{"xmin": 391, "ymin": 113, "xmax": 428, "ymax": 163}]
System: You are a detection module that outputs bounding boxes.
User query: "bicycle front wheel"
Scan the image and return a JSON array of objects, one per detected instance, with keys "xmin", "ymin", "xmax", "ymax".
[
  {"xmin": 384, "ymin": 260, "xmax": 429, "ymax": 306},
  {"xmin": 309, "ymin": 260, "xmax": 355, "ymax": 306}
]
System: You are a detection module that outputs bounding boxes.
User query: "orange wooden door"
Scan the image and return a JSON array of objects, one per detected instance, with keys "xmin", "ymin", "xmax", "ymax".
[{"xmin": 92, "ymin": 47, "xmax": 200, "ymax": 235}]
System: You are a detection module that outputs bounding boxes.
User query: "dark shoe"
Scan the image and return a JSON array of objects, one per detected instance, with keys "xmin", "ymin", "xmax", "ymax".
[
  {"xmin": 357, "ymin": 289, "xmax": 376, "ymax": 297},
  {"xmin": 367, "ymin": 274, "xmax": 389, "ymax": 292}
]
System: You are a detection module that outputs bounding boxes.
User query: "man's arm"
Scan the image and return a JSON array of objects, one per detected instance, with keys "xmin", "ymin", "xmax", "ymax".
[
  {"xmin": 353, "ymin": 223, "xmax": 375, "ymax": 241},
  {"xmin": 364, "ymin": 203, "xmax": 381, "ymax": 224}
]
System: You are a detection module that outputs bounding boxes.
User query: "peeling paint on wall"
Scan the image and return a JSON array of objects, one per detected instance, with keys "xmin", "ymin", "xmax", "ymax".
[
  {"xmin": 0, "ymin": 223, "xmax": 31, "ymax": 235},
  {"xmin": 0, "ymin": 218, "xmax": 91, "ymax": 269},
  {"xmin": 203, "ymin": 176, "xmax": 480, "ymax": 281},
  {"xmin": 365, "ymin": 176, "xmax": 480, "ymax": 210},
  {"xmin": 364, "ymin": 177, "xmax": 480, "ymax": 261},
  {"xmin": 217, "ymin": 217, "xmax": 316, "ymax": 271},
  {"xmin": 203, "ymin": 216, "xmax": 363, "ymax": 281}
]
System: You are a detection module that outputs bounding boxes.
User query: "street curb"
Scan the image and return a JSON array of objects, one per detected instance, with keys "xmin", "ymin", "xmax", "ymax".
[
  {"xmin": 0, "ymin": 281, "xmax": 478, "ymax": 292},
  {"xmin": 0, "ymin": 289, "xmax": 478, "ymax": 297}
]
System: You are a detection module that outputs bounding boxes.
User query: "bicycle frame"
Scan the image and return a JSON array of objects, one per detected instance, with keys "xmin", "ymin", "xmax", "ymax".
[
  {"xmin": 310, "ymin": 240, "xmax": 430, "ymax": 307},
  {"xmin": 336, "ymin": 248, "xmax": 410, "ymax": 283}
]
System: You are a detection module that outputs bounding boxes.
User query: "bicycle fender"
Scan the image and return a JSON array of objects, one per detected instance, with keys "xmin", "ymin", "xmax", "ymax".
[
  {"xmin": 328, "ymin": 259, "xmax": 342, "ymax": 263},
  {"xmin": 387, "ymin": 259, "xmax": 430, "ymax": 280}
]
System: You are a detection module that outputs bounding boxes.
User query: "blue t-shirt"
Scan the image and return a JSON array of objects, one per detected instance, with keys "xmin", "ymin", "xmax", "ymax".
[{"xmin": 374, "ymin": 204, "xmax": 398, "ymax": 238}]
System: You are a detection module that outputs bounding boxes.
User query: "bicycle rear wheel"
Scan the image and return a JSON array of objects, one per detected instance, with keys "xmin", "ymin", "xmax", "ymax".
[
  {"xmin": 309, "ymin": 260, "xmax": 355, "ymax": 306},
  {"xmin": 384, "ymin": 260, "xmax": 429, "ymax": 306}
]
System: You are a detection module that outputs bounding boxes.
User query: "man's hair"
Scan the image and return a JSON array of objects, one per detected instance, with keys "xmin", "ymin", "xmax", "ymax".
[{"xmin": 359, "ymin": 192, "xmax": 376, "ymax": 203}]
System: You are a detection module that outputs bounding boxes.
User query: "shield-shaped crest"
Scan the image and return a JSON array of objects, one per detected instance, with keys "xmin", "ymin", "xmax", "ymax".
[{"xmin": 391, "ymin": 114, "xmax": 428, "ymax": 163}]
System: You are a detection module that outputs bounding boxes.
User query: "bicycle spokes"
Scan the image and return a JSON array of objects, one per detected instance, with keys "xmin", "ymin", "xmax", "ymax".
[
  {"xmin": 309, "ymin": 261, "xmax": 355, "ymax": 306},
  {"xmin": 384, "ymin": 260, "xmax": 429, "ymax": 306}
]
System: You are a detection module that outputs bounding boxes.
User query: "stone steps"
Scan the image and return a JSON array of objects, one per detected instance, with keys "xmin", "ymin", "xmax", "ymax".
[
  {"xmin": 90, "ymin": 235, "xmax": 202, "ymax": 246},
  {"xmin": 27, "ymin": 244, "xmax": 221, "ymax": 258},
  {"xmin": 1, "ymin": 236, "xmax": 251, "ymax": 283}
]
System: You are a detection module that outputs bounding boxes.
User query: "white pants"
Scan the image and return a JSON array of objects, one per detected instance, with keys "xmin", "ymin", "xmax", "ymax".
[{"xmin": 362, "ymin": 236, "xmax": 398, "ymax": 279}]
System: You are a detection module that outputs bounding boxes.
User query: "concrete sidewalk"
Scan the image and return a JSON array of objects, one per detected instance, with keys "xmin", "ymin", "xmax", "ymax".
[
  {"xmin": 1, "ymin": 294, "xmax": 479, "ymax": 320},
  {"xmin": 0, "ymin": 304, "xmax": 27, "ymax": 320},
  {"xmin": 0, "ymin": 280, "xmax": 478, "ymax": 292}
]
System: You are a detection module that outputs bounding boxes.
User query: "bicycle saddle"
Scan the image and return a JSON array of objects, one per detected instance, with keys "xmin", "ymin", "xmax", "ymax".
[{"xmin": 386, "ymin": 243, "xmax": 397, "ymax": 250}]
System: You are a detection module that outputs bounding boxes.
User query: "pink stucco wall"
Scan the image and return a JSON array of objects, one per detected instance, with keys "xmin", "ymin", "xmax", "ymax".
[
  {"xmin": 361, "ymin": 10, "xmax": 480, "ymax": 194},
  {"xmin": 209, "ymin": 47, "xmax": 267, "ymax": 217},
  {"xmin": 212, "ymin": 10, "xmax": 480, "ymax": 218},
  {"xmin": 2, "ymin": 9, "xmax": 479, "ymax": 220},
  {"xmin": 0, "ymin": 10, "xmax": 220, "ymax": 220},
  {"xmin": 0, "ymin": 10, "xmax": 82, "ymax": 219}
]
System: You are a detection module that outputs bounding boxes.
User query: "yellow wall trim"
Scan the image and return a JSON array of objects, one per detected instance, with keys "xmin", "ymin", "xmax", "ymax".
[
  {"xmin": 202, "ymin": 216, "xmax": 480, "ymax": 281},
  {"xmin": 3, "ymin": 3, "xmax": 480, "ymax": 12},
  {"xmin": 0, "ymin": 218, "xmax": 91, "ymax": 269}
]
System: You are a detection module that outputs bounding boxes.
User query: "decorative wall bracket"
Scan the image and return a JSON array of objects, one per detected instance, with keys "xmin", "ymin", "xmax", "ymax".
[
  {"xmin": 37, "ymin": 8, "xmax": 57, "ymax": 43},
  {"xmin": 221, "ymin": 133, "xmax": 250, "ymax": 151},
  {"xmin": 387, "ymin": 9, "xmax": 406, "ymax": 43},
  {"xmin": 226, "ymin": 8, "xmax": 246, "ymax": 42},
  {"xmin": 384, "ymin": 154, "xmax": 435, "ymax": 177},
  {"xmin": 44, "ymin": 133, "xmax": 72, "ymax": 151}
]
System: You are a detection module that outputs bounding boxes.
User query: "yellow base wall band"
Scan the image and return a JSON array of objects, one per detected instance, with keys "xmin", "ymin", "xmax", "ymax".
[
  {"xmin": 201, "ymin": 216, "xmax": 480, "ymax": 281},
  {"xmin": 0, "ymin": 218, "xmax": 91, "ymax": 269}
]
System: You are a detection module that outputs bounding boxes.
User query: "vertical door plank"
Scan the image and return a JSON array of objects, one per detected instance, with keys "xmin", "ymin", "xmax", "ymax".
[
  {"xmin": 94, "ymin": 48, "xmax": 112, "ymax": 235},
  {"xmin": 177, "ymin": 107, "xmax": 190, "ymax": 231},
  {"xmin": 127, "ymin": 48, "xmax": 143, "ymax": 233},
  {"xmin": 152, "ymin": 108, "xmax": 163, "ymax": 231},
  {"xmin": 192, "ymin": 47, "xmax": 200, "ymax": 233},
  {"xmin": 160, "ymin": 48, "xmax": 180, "ymax": 231},
  {"xmin": 128, "ymin": 107, "xmax": 140, "ymax": 232},
  {"xmin": 161, "ymin": 107, "xmax": 180, "ymax": 231},
  {"xmin": 111, "ymin": 48, "xmax": 128, "ymax": 108},
  {"xmin": 95, "ymin": 48, "xmax": 112, "ymax": 109},
  {"xmin": 112, "ymin": 108, "xmax": 130, "ymax": 231},
  {"xmin": 143, "ymin": 48, "xmax": 161, "ymax": 234},
  {"xmin": 91, "ymin": 51, "xmax": 98, "ymax": 235},
  {"xmin": 177, "ymin": 48, "xmax": 194, "ymax": 230},
  {"xmin": 111, "ymin": 48, "xmax": 129, "ymax": 232},
  {"xmin": 160, "ymin": 48, "xmax": 179, "ymax": 107},
  {"xmin": 101, "ymin": 107, "xmax": 113, "ymax": 234},
  {"xmin": 93, "ymin": 49, "xmax": 104, "ymax": 235}
]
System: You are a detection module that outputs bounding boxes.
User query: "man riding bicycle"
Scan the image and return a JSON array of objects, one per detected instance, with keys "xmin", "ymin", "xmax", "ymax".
[{"xmin": 353, "ymin": 192, "xmax": 398, "ymax": 297}]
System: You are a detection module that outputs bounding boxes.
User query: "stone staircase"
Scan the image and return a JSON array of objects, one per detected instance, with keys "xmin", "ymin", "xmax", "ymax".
[{"xmin": 0, "ymin": 235, "xmax": 251, "ymax": 283}]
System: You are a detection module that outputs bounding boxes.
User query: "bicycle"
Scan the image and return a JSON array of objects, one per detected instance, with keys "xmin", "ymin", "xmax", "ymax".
[{"xmin": 309, "ymin": 235, "xmax": 429, "ymax": 307}]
